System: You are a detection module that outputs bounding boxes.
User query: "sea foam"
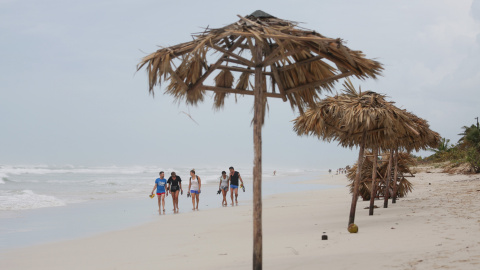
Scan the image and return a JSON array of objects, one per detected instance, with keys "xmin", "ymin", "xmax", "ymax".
[{"xmin": 0, "ymin": 190, "xmax": 66, "ymax": 211}]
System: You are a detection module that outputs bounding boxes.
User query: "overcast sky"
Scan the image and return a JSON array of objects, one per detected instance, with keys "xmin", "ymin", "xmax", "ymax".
[{"xmin": 1, "ymin": 0, "xmax": 479, "ymax": 170}]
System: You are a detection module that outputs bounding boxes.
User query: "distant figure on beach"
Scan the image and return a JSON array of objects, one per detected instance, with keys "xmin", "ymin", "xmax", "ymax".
[
  {"xmin": 218, "ymin": 171, "xmax": 229, "ymax": 206},
  {"xmin": 188, "ymin": 169, "xmax": 201, "ymax": 210},
  {"xmin": 228, "ymin": 166, "xmax": 244, "ymax": 206},
  {"xmin": 329, "ymin": 169, "xmax": 332, "ymax": 174},
  {"xmin": 167, "ymin": 172, "xmax": 182, "ymax": 213},
  {"xmin": 151, "ymin": 171, "xmax": 167, "ymax": 213},
  {"xmin": 273, "ymin": 170, "xmax": 276, "ymax": 176}
]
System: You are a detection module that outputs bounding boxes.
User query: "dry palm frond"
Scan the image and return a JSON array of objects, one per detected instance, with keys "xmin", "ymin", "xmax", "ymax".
[
  {"xmin": 236, "ymin": 71, "xmax": 251, "ymax": 90},
  {"xmin": 215, "ymin": 69, "xmax": 234, "ymax": 88},
  {"xmin": 347, "ymin": 151, "xmax": 416, "ymax": 200},
  {"xmin": 213, "ymin": 70, "xmax": 234, "ymax": 109}
]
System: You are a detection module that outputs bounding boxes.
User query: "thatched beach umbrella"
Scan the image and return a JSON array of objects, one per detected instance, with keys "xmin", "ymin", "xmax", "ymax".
[
  {"xmin": 293, "ymin": 79, "xmax": 433, "ymax": 226},
  {"xmin": 387, "ymin": 111, "xmax": 440, "ymax": 204},
  {"xmin": 137, "ymin": 11, "xmax": 382, "ymax": 269},
  {"xmin": 346, "ymin": 150, "xmax": 416, "ymax": 201}
]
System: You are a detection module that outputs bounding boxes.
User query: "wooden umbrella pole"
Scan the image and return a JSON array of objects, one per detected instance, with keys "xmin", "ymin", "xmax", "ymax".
[
  {"xmin": 369, "ymin": 146, "xmax": 378, "ymax": 215},
  {"xmin": 348, "ymin": 133, "xmax": 366, "ymax": 226},
  {"xmin": 252, "ymin": 42, "xmax": 263, "ymax": 270},
  {"xmin": 392, "ymin": 148, "xmax": 399, "ymax": 204},
  {"xmin": 383, "ymin": 150, "xmax": 393, "ymax": 208}
]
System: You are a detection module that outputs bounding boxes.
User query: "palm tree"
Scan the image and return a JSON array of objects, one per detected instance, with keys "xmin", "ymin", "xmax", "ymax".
[
  {"xmin": 429, "ymin": 137, "xmax": 451, "ymax": 153},
  {"xmin": 458, "ymin": 125, "xmax": 480, "ymax": 147}
]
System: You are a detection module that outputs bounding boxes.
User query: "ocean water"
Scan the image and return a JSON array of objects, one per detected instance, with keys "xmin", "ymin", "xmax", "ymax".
[{"xmin": 0, "ymin": 165, "xmax": 333, "ymax": 250}]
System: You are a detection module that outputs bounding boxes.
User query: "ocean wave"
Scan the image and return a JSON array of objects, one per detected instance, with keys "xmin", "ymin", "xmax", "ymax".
[
  {"xmin": 0, "ymin": 190, "xmax": 66, "ymax": 211},
  {"xmin": 0, "ymin": 171, "xmax": 8, "ymax": 184},
  {"xmin": 0, "ymin": 165, "xmax": 161, "ymax": 176},
  {"xmin": 0, "ymin": 165, "xmax": 321, "ymax": 178}
]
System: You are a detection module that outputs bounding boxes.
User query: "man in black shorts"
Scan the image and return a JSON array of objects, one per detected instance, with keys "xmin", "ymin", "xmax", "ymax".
[
  {"xmin": 167, "ymin": 172, "xmax": 183, "ymax": 212},
  {"xmin": 228, "ymin": 166, "xmax": 244, "ymax": 206}
]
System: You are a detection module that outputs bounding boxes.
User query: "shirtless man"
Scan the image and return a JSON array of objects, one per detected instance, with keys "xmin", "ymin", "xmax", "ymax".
[{"xmin": 228, "ymin": 166, "xmax": 244, "ymax": 206}]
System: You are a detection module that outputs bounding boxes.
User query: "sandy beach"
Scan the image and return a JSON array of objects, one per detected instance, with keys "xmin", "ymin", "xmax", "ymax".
[{"xmin": 1, "ymin": 169, "xmax": 480, "ymax": 270}]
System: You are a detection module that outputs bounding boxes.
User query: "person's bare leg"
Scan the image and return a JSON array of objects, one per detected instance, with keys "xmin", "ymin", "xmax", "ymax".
[
  {"xmin": 175, "ymin": 191, "xmax": 180, "ymax": 211},
  {"xmin": 195, "ymin": 194, "xmax": 199, "ymax": 210},
  {"xmin": 191, "ymin": 193, "xmax": 195, "ymax": 210},
  {"xmin": 230, "ymin": 189, "xmax": 234, "ymax": 205},
  {"xmin": 157, "ymin": 195, "xmax": 162, "ymax": 213},
  {"xmin": 235, "ymin": 189, "xmax": 238, "ymax": 205},
  {"xmin": 172, "ymin": 192, "xmax": 176, "ymax": 211},
  {"xmin": 222, "ymin": 190, "xmax": 227, "ymax": 206},
  {"xmin": 161, "ymin": 194, "xmax": 165, "ymax": 212}
]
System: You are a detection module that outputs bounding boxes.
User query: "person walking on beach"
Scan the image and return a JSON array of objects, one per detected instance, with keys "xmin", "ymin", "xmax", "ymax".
[
  {"xmin": 188, "ymin": 169, "xmax": 201, "ymax": 210},
  {"xmin": 228, "ymin": 166, "xmax": 244, "ymax": 206},
  {"xmin": 218, "ymin": 171, "xmax": 229, "ymax": 206},
  {"xmin": 167, "ymin": 172, "xmax": 182, "ymax": 213},
  {"xmin": 151, "ymin": 171, "xmax": 168, "ymax": 213}
]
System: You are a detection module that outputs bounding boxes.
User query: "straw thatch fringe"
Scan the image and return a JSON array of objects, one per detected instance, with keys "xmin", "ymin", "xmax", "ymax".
[
  {"xmin": 213, "ymin": 70, "xmax": 234, "ymax": 109},
  {"xmin": 236, "ymin": 71, "xmax": 251, "ymax": 90},
  {"xmin": 138, "ymin": 12, "xmax": 383, "ymax": 113},
  {"xmin": 347, "ymin": 152, "xmax": 415, "ymax": 200}
]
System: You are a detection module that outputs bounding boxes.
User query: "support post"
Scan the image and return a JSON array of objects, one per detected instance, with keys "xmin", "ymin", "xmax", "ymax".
[
  {"xmin": 392, "ymin": 149, "xmax": 399, "ymax": 203},
  {"xmin": 252, "ymin": 42, "xmax": 263, "ymax": 270},
  {"xmin": 348, "ymin": 133, "xmax": 366, "ymax": 226},
  {"xmin": 369, "ymin": 146, "xmax": 378, "ymax": 215},
  {"xmin": 383, "ymin": 150, "xmax": 393, "ymax": 208}
]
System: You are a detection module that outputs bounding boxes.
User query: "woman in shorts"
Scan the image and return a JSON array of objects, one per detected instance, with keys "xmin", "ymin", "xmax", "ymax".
[
  {"xmin": 188, "ymin": 169, "xmax": 201, "ymax": 210},
  {"xmin": 167, "ymin": 172, "xmax": 182, "ymax": 213},
  {"xmin": 218, "ymin": 171, "xmax": 229, "ymax": 206}
]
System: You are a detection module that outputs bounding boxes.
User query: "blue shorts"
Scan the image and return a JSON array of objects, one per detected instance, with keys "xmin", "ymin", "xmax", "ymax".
[
  {"xmin": 230, "ymin": 185, "xmax": 238, "ymax": 189},
  {"xmin": 190, "ymin": 190, "xmax": 199, "ymax": 194}
]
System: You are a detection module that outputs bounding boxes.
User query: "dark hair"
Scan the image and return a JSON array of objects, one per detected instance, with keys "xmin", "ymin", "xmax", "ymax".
[
  {"xmin": 159, "ymin": 171, "xmax": 164, "ymax": 175},
  {"xmin": 190, "ymin": 169, "xmax": 195, "ymax": 174},
  {"xmin": 221, "ymin": 171, "xmax": 226, "ymax": 174},
  {"xmin": 229, "ymin": 166, "xmax": 234, "ymax": 170},
  {"xmin": 171, "ymin": 172, "xmax": 176, "ymax": 176}
]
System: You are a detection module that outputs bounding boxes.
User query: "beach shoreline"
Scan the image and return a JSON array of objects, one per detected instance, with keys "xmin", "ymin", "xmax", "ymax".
[
  {"xmin": 0, "ymin": 170, "xmax": 333, "ymax": 250},
  {"xmin": 2, "ymin": 170, "xmax": 480, "ymax": 269}
]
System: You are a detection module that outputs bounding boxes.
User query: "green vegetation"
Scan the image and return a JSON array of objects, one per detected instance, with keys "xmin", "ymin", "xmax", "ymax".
[{"xmin": 421, "ymin": 119, "xmax": 480, "ymax": 173}]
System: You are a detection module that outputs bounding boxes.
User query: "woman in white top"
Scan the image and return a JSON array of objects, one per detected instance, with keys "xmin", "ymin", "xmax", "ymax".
[
  {"xmin": 188, "ymin": 169, "xmax": 201, "ymax": 210},
  {"xmin": 218, "ymin": 171, "xmax": 229, "ymax": 206}
]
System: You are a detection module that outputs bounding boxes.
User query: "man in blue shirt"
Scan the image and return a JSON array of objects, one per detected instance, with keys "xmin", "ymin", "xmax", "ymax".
[{"xmin": 151, "ymin": 171, "xmax": 168, "ymax": 213}]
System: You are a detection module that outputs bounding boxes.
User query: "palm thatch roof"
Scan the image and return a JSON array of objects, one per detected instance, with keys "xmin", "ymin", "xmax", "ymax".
[
  {"xmin": 137, "ymin": 10, "xmax": 383, "ymax": 115},
  {"xmin": 292, "ymin": 79, "xmax": 441, "ymax": 151},
  {"xmin": 347, "ymin": 151, "xmax": 415, "ymax": 200}
]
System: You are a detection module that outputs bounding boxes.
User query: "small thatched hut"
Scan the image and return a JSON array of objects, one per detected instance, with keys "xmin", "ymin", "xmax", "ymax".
[{"xmin": 347, "ymin": 151, "xmax": 416, "ymax": 200}]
